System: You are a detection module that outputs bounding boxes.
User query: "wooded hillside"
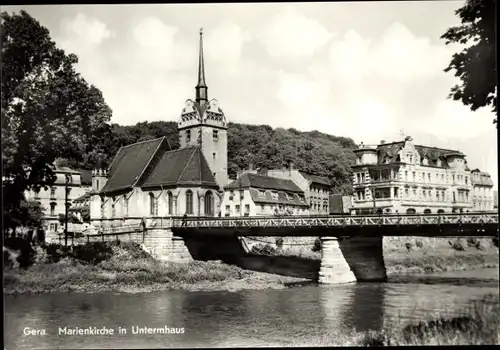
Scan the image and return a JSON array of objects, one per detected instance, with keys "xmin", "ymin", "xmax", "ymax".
[{"xmin": 91, "ymin": 121, "xmax": 358, "ymax": 195}]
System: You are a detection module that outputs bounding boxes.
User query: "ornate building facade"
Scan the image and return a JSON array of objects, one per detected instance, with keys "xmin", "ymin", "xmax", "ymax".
[
  {"xmin": 471, "ymin": 169, "xmax": 495, "ymax": 211},
  {"xmin": 90, "ymin": 29, "xmax": 228, "ymax": 225},
  {"xmin": 350, "ymin": 136, "xmax": 476, "ymax": 215}
]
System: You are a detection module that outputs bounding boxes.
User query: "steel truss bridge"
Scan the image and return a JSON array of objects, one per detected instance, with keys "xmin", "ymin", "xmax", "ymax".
[{"xmin": 169, "ymin": 213, "xmax": 499, "ymax": 237}]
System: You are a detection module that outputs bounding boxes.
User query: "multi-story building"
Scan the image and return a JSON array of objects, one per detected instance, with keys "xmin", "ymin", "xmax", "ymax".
[
  {"xmin": 220, "ymin": 172, "xmax": 309, "ymax": 217},
  {"xmin": 471, "ymin": 169, "xmax": 495, "ymax": 211},
  {"xmin": 25, "ymin": 166, "xmax": 90, "ymax": 240},
  {"xmin": 90, "ymin": 29, "xmax": 227, "ymax": 224},
  {"xmin": 351, "ymin": 136, "xmax": 474, "ymax": 215},
  {"xmin": 267, "ymin": 162, "xmax": 332, "ymax": 215}
]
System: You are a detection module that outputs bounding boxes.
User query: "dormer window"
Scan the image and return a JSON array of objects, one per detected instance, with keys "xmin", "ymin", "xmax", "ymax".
[
  {"xmin": 259, "ymin": 190, "xmax": 266, "ymax": 197},
  {"xmin": 271, "ymin": 192, "xmax": 278, "ymax": 200}
]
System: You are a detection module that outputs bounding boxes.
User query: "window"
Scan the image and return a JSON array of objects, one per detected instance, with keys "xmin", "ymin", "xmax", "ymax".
[
  {"xmin": 229, "ymin": 190, "xmax": 234, "ymax": 200},
  {"xmin": 244, "ymin": 204, "xmax": 250, "ymax": 216},
  {"xmin": 465, "ymin": 177, "xmax": 468, "ymax": 185},
  {"xmin": 50, "ymin": 187, "xmax": 56, "ymax": 197},
  {"xmin": 96, "ymin": 179, "xmax": 100, "ymax": 190},
  {"xmin": 50, "ymin": 202, "xmax": 56, "ymax": 216},
  {"xmin": 111, "ymin": 197, "xmax": 116, "ymax": 217},
  {"xmin": 186, "ymin": 130, "xmax": 191, "ymax": 142},
  {"xmin": 405, "ymin": 171, "xmax": 408, "ymax": 182},
  {"xmin": 261, "ymin": 204, "xmax": 265, "ymax": 211},
  {"xmin": 213, "ymin": 130, "xmax": 218, "ymax": 142},
  {"xmin": 413, "ymin": 189, "xmax": 417, "ymax": 197},
  {"xmin": 100, "ymin": 196, "xmax": 105, "ymax": 218},
  {"xmin": 428, "ymin": 173, "xmax": 431, "ymax": 182},
  {"xmin": 213, "ymin": 152, "xmax": 216, "ymax": 160},
  {"xmin": 271, "ymin": 192, "xmax": 278, "ymax": 200},
  {"xmin": 204, "ymin": 191, "xmax": 214, "ymax": 216},
  {"xmin": 185, "ymin": 190, "xmax": 193, "ymax": 215},
  {"xmin": 409, "ymin": 155, "xmax": 413, "ymax": 163},
  {"xmin": 412, "ymin": 172, "xmax": 416, "ymax": 182},
  {"xmin": 441, "ymin": 174, "xmax": 445, "ymax": 182},
  {"xmin": 167, "ymin": 191, "xmax": 173, "ymax": 215},
  {"xmin": 235, "ymin": 204, "xmax": 240, "ymax": 213},
  {"xmin": 149, "ymin": 193, "xmax": 158, "ymax": 216},
  {"xmin": 225, "ymin": 205, "xmax": 230, "ymax": 216},
  {"xmin": 259, "ymin": 190, "xmax": 266, "ymax": 197},
  {"xmin": 124, "ymin": 196, "xmax": 129, "ymax": 217}
]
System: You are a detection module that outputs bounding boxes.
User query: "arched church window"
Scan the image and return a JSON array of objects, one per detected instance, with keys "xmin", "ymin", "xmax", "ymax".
[
  {"xmin": 149, "ymin": 193, "xmax": 158, "ymax": 216},
  {"xmin": 167, "ymin": 191, "xmax": 173, "ymax": 215},
  {"xmin": 205, "ymin": 191, "xmax": 214, "ymax": 216},
  {"xmin": 185, "ymin": 190, "xmax": 194, "ymax": 215}
]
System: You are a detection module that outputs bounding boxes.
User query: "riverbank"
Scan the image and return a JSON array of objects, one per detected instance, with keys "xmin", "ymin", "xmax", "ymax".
[
  {"xmin": 3, "ymin": 241, "xmax": 308, "ymax": 295},
  {"xmin": 290, "ymin": 293, "xmax": 499, "ymax": 346},
  {"xmin": 3, "ymin": 238, "xmax": 498, "ymax": 295}
]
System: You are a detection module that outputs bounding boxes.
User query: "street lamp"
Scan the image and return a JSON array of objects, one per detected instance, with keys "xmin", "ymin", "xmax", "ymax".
[{"xmin": 64, "ymin": 174, "xmax": 70, "ymax": 247}]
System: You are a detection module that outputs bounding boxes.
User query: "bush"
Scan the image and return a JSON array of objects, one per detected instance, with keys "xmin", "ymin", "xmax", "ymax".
[
  {"xmin": 450, "ymin": 239, "xmax": 466, "ymax": 251},
  {"xmin": 275, "ymin": 237, "xmax": 284, "ymax": 249},
  {"xmin": 405, "ymin": 242, "xmax": 413, "ymax": 252},
  {"xmin": 312, "ymin": 237, "xmax": 322, "ymax": 252},
  {"xmin": 72, "ymin": 242, "xmax": 113, "ymax": 264},
  {"xmin": 492, "ymin": 237, "xmax": 498, "ymax": 248},
  {"xmin": 251, "ymin": 243, "xmax": 277, "ymax": 256},
  {"xmin": 415, "ymin": 239, "xmax": 423, "ymax": 248},
  {"xmin": 4, "ymin": 237, "xmax": 35, "ymax": 268},
  {"xmin": 467, "ymin": 238, "xmax": 478, "ymax": 247}
]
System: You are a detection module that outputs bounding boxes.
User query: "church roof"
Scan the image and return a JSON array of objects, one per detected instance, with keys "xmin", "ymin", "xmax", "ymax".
[
  {"xmin": 226, "ymin": 173, "xmax": 303, "ymax": 193},
  {"xmin": 101, "ymin": 137, "xmax": 165, "ymax": 194},
  {"xmin": 141, "ymin": 146, "xmax": 218, "ymax": 188}
]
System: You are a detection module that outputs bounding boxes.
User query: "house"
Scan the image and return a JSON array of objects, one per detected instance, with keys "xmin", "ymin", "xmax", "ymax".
[
  {"xmin": 267, "ymin": 161, "xmax": 332, "ymax": 215},
  {"xmin": 24, "ymin": 166, "xmax": 90, "ymax": 241},
  {"xmin": 470, "ymin": 169, "xmax": 495, "ymax": 211},
  {"xmin": 351, "ymin": 136, "xmax": 474, "ymax": 215},
  {"xmin": 90, "ymin": 29, "xmax": 228, "ymax": 225},
  {"xmin": 220, "ymin": 172, "xmax": 309, "ymax": 217}
]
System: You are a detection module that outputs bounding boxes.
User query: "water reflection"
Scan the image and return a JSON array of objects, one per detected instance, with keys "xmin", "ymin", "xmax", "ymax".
[{"xmin": 4, "ymin": 268, "xmax": 499, "ymax": 349}]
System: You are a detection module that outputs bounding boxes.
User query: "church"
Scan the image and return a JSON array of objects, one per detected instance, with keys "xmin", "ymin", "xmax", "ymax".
[{"xmin": 90, "ymin": 29, "xmax": 229, "ymax": 223}]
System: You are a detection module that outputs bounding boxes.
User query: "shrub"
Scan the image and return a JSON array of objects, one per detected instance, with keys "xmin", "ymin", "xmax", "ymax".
[
  {"xmin": 251, "ymin": 243, "xmax": 277, "ymax": 256},
  {"xmin": 467, "ymin": 238, "xmax": 478, "ymax": 247},
  {"xmin": 405, "ymin": 242, "xmax": 413, "ymax": 252},
  {"xmin": 72, "ymin": 242, "xmax": 113, "ymax": 264},
  {"xmin": 415, "ymin": 239, "xmax": 423, "ymax": 248},
  {"xmin": 451, "ymin": 239, "xmax": 466, "ymax": 251},
  {"xmin": 275, "ymin": 237, "xmax": 284, "ymax": 249},
  {"xmin": 4, "ymin": 237, "xmax": 35, "ymax": 268},
  {"xmin": 492, "ymin": 237, "xmax": 498, "ymax": 248},
  {"xmin": 312, "ymin": 237, "xmax": 322, "ymax": 252}
]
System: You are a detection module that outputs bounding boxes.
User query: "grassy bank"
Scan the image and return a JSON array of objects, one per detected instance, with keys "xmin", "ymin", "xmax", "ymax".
[
  {"xmin": 3, "ymin": 241, "xmax": 307, "ymax": 295},
  {"xmin": 289, "ymin": 293, "xmax": 499, "ymax": 346}
]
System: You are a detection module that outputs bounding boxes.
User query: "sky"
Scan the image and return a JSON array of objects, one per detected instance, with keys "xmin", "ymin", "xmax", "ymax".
[{"xmin": 3, "ymin": 2, "xmax": 498, "ymax": 189}]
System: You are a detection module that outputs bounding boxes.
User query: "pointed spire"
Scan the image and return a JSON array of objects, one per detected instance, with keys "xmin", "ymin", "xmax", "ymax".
[{"xmin": 195, "ymin": 28, "xmax": 208, "ymax": 104}]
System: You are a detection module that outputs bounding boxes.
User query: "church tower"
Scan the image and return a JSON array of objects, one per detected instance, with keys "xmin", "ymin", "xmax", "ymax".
[{"xmin": 178, "ymin": 28, "xmax": 228, "ymax": 188}]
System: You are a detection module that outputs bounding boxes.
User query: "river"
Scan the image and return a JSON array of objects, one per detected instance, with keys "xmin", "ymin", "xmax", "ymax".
[{"xmin": 4, "ymin": 268, "xmax": 499, "ymax": 349}]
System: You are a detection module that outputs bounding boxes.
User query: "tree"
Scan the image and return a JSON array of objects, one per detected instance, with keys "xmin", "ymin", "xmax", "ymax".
[
  {"xmin": 441, "ymin": 0, "xmax": 497, "ymax": 124},
  {"xmin": 1, "ymin": 10, "xmax": 112, "ymax": 225},
  {"xmin": 4, "ymin": 198, "xmax": 45, "ymax": 237}
]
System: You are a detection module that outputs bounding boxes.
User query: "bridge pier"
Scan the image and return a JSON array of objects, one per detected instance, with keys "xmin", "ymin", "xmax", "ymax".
[
  {"xmin": 319, "ymin": 236, "xmax": 387, "ymax": 284},
  {"xmin": 319, "ymin": 237, "xmax": 356, "ymax": 284}
]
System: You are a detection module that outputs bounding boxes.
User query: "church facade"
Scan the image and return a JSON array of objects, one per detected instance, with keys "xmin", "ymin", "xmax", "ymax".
[{"xmin": 90, "ymin": 29, "xmax": 228, "ymax": 225}]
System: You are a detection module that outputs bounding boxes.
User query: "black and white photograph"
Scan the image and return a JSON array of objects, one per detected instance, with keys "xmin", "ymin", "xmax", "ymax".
[{"xmin": 2, "ymin": 1, "xmax": 498, "ymax": 348}]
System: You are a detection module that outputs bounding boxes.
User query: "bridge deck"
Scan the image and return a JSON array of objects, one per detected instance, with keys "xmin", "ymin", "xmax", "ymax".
[{"xmin": 169, "ymin": 213, "xmax": 499, "ymax": 238}]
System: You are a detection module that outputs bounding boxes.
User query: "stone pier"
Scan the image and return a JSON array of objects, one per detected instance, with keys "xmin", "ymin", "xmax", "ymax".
[
  {"xmin": 319, "ymin": 236, "xmax": 387, "ymax": 284},
  {"xmin": 319, "ymin": 237, "xmax": 357, "ymax": 284}
]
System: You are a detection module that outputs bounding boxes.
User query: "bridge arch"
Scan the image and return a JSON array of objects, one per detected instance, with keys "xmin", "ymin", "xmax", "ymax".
[
  {"xmin": 406, "ymin": 208, "xmax": 416, "ymax": 214},
  {"xmin": 423, "ymin": 209, "xmax": 431, "ymax": 214},
  {"xmin": 437, "ymin": 209, "xmax": 445, "ymax": 214}
]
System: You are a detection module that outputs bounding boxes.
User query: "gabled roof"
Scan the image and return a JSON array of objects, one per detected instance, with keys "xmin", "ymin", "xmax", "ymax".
[
  {"xmin": 141, "ymin": 146, "xmax": 218, "ymax": 188},
  {"xmin": 415, "ymin": 145, "xmax": 463, "ymax": 168},
  {"xmin": 299, "ymin": 171, "xmax": 331, "ymax": 187},
  {"xmin": 225, "ymin": 173, "xmax": 303, "ymax": 193},
  {"xmin": 74, "ymin": 193, "xmax": 91, "ymax": 202},
  {"xmin": 101, "ymin": 137, "xmax": 166, "ymax": 194},
  {"xmin": 377, "ymin": 141, "xmax": 405, "ymax": 164},
  {"xmin": 248, "ymin": 188, "xmax": 308, "ymax": 207}
]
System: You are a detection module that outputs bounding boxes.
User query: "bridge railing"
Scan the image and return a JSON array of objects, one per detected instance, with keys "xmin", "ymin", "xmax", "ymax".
[{"xmin": 170, "ymin": 212, "xmax": 499, "ymax": 229}]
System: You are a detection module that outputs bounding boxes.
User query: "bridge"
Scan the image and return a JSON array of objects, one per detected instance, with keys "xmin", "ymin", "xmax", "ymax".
[
  {"xmin": 170, "ymin": 213, "xmax": 499, "ymax": 237},
  {"xmin": 89, "ymin": 212, "xmax": 498, "ymax": 285}
]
